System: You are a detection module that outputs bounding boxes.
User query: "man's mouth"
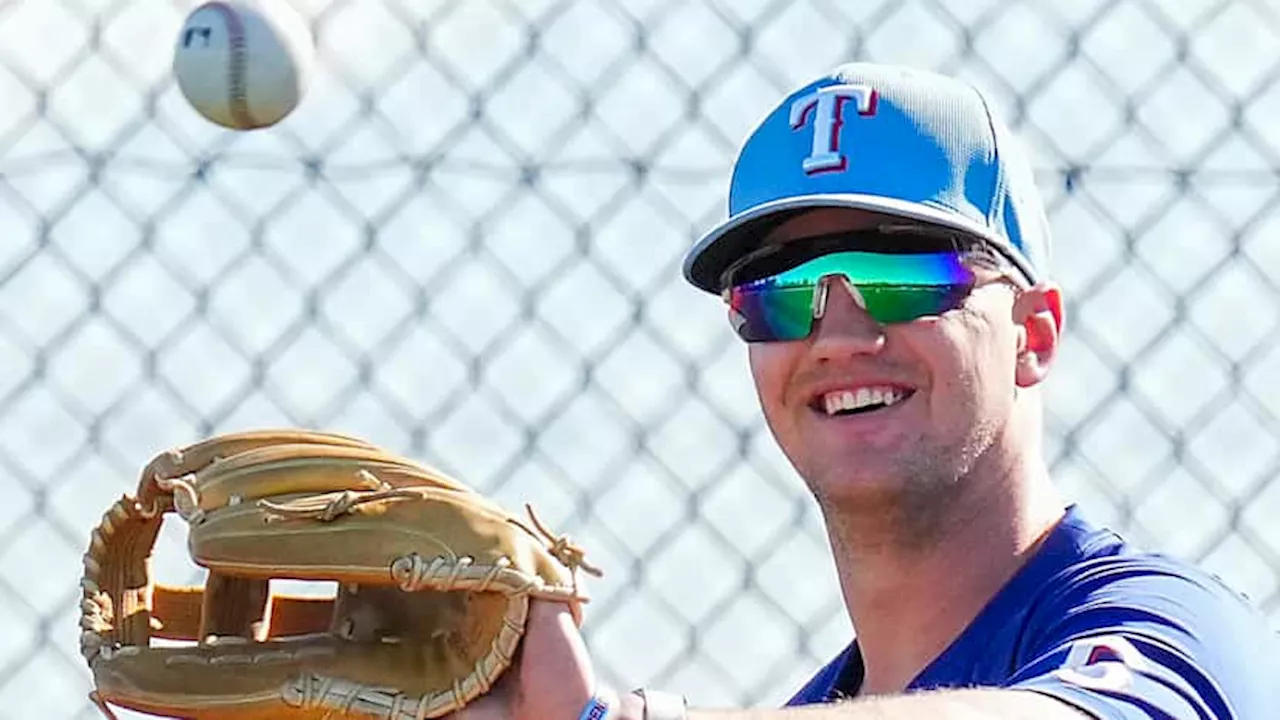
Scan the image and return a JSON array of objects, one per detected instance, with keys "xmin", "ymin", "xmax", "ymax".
[{"xmin": 814, "ymin": 386, "xmax": 915, "ymax": 417}]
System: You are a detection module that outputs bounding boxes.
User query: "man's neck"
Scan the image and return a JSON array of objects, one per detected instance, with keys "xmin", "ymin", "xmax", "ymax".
[{"xmin": 822, "ymin": 452, "xmax": 1065, "ymax": 697}]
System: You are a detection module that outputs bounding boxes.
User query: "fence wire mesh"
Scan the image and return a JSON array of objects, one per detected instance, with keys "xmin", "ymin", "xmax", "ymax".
[{"xmin": 0, "ymin": 0, "xmax": 1278, "ymax": 717}]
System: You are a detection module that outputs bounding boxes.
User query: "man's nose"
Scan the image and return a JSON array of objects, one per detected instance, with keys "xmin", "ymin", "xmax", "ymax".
[{"xmin": 810, "ymin": 276, "xmax": 886, "ymax": 358}]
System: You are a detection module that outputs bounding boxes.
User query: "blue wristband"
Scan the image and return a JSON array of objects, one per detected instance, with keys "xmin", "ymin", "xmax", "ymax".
[{"xmin": 577, "ymin": 694, "xmax": 612, "ymax": 720}]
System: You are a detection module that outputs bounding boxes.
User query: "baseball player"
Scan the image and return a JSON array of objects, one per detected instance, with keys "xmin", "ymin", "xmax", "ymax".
[{"xmin": 452, "ymin": 62, "xmax": 1280, "ymax": 720}]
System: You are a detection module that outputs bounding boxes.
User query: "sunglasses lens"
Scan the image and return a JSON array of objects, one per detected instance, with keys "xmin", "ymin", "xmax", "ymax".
[
  {"xmin": 858, "ymin": 284, "xmax": 974, "ymax": 325},
  {"xmin": 726, "ymin": 251, "xmax": 976, "ymax": 342},
  {"xmin": 728, "ymin": 284, "xmax": 815, "ymax": 342}
]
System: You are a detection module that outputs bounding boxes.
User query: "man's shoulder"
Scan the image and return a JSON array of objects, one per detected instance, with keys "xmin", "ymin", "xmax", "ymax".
[
  {"xmin": 1036, "ymin": 506, "xmax": 1263, "ymax": 619},
  {"xmin": 1019, "ymin": 506, "xmax": 1279, "ymax": 710}
]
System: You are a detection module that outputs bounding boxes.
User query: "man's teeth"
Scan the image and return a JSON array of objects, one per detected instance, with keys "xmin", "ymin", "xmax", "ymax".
[{"xmin": 822, "ymin": 387, "xmax": 907, "ymax": 416}]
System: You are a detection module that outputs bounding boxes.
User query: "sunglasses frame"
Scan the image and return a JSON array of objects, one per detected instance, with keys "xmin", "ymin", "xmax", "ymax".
[{"xmin": 719, "ymin": 224, "xmax": 1024, "ymax": 343}]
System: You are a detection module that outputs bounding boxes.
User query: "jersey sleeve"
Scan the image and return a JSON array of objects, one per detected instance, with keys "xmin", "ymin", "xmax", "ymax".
[{"xmin": 1002, "ymin": 561, "xmax": 1278, "ymax": 720}]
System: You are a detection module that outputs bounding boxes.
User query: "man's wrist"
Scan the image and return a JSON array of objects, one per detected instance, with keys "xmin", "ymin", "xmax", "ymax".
[
  {"xmin": 629, "ymin": 689, "xmax": 689, "ymax": 720},
  {"xmin": 616, "ymin": 688, "xmax": 646, "ymax": 720},
  {"xmin": 579, "ymin": 687, "xmax": 688, "ymax": 720},
  {"xmin": 573, "ymin": 688, "xmax": 638, "ymax": 720},
  {"xmin": 576, "ymin": 693, "xmax": 615, "ymax": 720}
]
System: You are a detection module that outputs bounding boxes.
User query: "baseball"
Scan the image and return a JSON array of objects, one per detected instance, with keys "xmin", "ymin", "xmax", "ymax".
[{"xmin": 172, "ymin": 1, "xmax": 314, "ymax": 130}]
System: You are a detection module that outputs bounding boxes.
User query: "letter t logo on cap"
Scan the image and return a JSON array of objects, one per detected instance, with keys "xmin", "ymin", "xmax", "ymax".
[{"xmin": 789, "ymin": 84, "xmax": 878, "ymax": 175}]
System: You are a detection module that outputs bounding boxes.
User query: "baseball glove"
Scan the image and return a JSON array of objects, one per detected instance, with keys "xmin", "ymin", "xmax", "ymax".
[{"xmin": 79, "ymin": 429, "xmax": 599, "ymax": 719}]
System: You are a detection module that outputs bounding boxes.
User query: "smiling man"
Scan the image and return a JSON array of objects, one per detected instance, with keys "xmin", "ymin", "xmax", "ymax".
[{"xmin": 451, "ymin": 62, "xmax": 1279, "ymax": 720}]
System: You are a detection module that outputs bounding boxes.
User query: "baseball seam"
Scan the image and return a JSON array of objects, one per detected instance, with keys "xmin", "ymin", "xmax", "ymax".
[{"xmin": 204, "ymin": 2, "xmax": 256, "ymax": 129}]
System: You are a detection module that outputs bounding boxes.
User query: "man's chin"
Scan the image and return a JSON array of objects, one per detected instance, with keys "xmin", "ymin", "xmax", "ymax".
[
  {"xmin": 805, "ymin": 458, "xmax": 958, "ymax": 509},
  {"xmin": 805, "ymin": 465, "xmax": 919, "ymax": 507}
]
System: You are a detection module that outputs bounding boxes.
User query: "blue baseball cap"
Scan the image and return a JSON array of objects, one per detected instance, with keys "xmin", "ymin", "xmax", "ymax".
[{"xmin": 683, "ymin": 62, "xmax": 1051, "ymax": 294}]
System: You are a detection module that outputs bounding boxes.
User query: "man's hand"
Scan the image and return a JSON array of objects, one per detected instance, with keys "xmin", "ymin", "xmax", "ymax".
[{"xmin": 452, "ymin": 599, "xmax": 599, "ymax": 720}]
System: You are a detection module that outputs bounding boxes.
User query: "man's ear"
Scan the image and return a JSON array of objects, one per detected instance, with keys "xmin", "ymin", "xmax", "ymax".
[{"xmin": 1013, "ymin": 282, "xmax": 1064, "ymax": 388}]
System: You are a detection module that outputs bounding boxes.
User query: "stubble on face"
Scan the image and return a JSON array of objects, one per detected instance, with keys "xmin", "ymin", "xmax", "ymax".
[
  {"xmin": 743, "ymin": 208, "xmax": 1026, "ymax": 552},
  {"xmin": 779, "ymin": 297, "xmax": 1019, "ymax": 553}
]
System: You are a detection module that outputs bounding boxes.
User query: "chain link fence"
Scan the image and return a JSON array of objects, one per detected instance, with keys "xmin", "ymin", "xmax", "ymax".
[{"xmin": 0, "ymin": 0, "xmax": 1278, "ymax": 717}]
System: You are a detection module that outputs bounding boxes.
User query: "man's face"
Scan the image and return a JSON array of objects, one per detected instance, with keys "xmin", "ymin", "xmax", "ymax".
[{"xmin": 740, "ymin": 209, "xmax": 1060, "ymax": 508}]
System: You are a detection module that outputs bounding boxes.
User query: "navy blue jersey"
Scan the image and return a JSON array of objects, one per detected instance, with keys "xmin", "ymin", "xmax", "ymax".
[{"xmin": 787, "ymin": 505, "xmax": 1279, "ymax": 719}]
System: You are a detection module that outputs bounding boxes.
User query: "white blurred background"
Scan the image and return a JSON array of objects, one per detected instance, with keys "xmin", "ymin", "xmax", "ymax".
[{"xmin": 0, "ymin": 0, "xmax": 1278, "ymax": 717}]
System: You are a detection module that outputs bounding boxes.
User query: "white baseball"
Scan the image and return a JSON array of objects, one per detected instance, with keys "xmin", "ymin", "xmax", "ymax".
[{"xmin": 173, "ymin": 1, "xmax": 314, "ymax": 130}]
